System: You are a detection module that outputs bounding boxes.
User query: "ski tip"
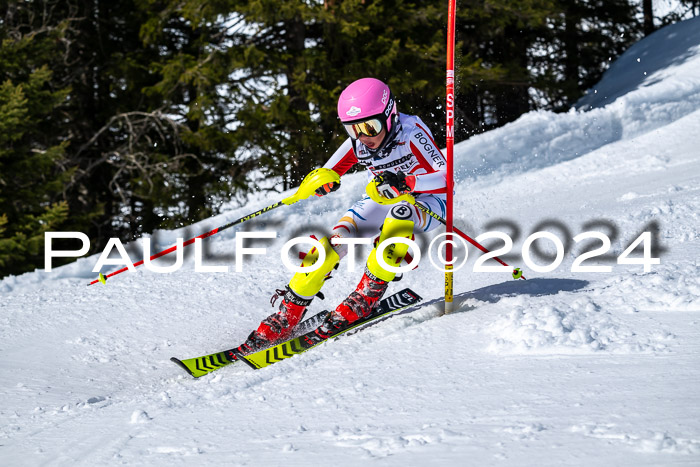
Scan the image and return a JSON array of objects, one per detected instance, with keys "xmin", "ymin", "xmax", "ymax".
[{"xmin": 170, "ymin": 357, "xmax": 196, "ymax": 378}]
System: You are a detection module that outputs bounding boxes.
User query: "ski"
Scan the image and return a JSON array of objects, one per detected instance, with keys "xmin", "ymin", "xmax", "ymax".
[
  {"xmin": 239, "ymin": 288, "xmax": 421, "ymax": 370},
  {"xmin": 171, "ymin": 288, "xmax": 421, "ymax": 377},
  {"xmin": 170, "ymin": 309, "xmax": 328, "ymax": 378},
  {"xmin": 171, "ymin": 350, "xmax": 233, "ymax": 378}
]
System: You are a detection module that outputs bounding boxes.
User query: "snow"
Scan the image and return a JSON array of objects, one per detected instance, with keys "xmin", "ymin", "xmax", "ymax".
[{"xmin": 2, "ymin": 16, "xmax": 700, "ymax": 466}]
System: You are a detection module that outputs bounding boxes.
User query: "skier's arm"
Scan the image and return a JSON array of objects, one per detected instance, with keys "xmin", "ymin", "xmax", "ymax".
[
  {"xmin": 314, "ymin": 138, "xmax": 359, "ymax": 196},
  {"xmin": 322, "ymin": 138, "xmax": 358, "ymax": 177}
]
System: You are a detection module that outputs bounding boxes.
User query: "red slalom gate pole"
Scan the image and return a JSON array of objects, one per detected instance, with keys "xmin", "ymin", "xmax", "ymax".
[{"xmin": 444, "ymin": 0, "xmax": 457, "ymax": 314}]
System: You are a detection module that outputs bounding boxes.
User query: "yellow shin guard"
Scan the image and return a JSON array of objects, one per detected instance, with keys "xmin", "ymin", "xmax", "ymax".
[
  {"xmin": 288, "ymin": 236, "xmax": 340, "ymax": 298},
  {"xmin": 366, "ymin": 218, "xmax": 415, "ymax": 283}
]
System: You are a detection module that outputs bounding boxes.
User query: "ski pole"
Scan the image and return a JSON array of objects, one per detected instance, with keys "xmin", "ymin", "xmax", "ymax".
[
  {"xmin": 410, "ymin": 199, "xmax": 525, "ymax": 279},
  {"xmin": 366, "ymin": 181, "xmax": 526, "ymax": 280},
  {"xmin": 88, "ymin": 168, "xmax": 341, "ymax": 286}
]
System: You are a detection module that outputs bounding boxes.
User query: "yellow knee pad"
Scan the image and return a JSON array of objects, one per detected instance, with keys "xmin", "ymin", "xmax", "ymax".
[
  {"xmin": 366, "ymin": 218, "xmax": 415, "ymax": 282},
  {"xmin": 288, "ymin": 236, "xmax": 340, "ymax": 298}
]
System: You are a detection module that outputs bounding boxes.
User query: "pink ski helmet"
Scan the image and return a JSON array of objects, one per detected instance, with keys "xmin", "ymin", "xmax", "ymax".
[{"xmin": 337, "ymin": 78, "xmax": 399, "ymax": 153}]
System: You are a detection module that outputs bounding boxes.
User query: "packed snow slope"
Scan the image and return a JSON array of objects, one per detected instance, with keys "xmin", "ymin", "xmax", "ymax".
[{"xmin": 2, "ymin": 17, "xmax": 700, "ymax": 467}]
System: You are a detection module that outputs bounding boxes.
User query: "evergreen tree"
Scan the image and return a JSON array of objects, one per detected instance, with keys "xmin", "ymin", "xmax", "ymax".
[
  {"xmin": 643, "ymin": 0, "xmax": 655, "ymax": 35},
  {"xmin": 58, "ymin": 0, "xmax": 235, "ymax": 239},
  {"xmin": 220, "ymin": 0, "xmax": 458, "ymax": 188},
  {"xmin": 453, "ymin": 1, "xmax": 641, "ymax": 129},
  {"xmin": 533, "ymin": 0, "xmax": 641, "ymax": 110},
  {"xmin": 0, "ymin": 0, "xmax": 681, "ymax": 280},
  {"xmin": 452, "ymin": 0, "xmax": 557, "ymax": 135},
  {"xmin": 659, "ymin": 0, "xmax": 700, "ymax": 24},
  {"xmin": 0, "ymin": 3, "xmax": 74, "ymax": 276},
  {"xmin": 1, "ymin": 0, "xmax": 246, "ymax": 277}
]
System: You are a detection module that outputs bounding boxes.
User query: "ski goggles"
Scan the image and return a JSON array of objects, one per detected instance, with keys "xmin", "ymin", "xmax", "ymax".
[{"xmin": 343, "ymin": 118, "xmax": 384, "ymax": 138}]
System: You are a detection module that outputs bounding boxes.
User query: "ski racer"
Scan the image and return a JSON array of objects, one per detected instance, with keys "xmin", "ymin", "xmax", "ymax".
[{"xmin": 233, "ymin": 77, "xmax": 448, "ymax": 356}]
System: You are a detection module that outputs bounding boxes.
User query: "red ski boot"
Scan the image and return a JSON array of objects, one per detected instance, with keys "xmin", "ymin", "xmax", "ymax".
[
  {"xmin": 234, "ymin": 287, "xmax": 313, "ymax": 355},
  {"xmin": 315, "ymin": 269, "xmax": 389, "ymax": 338},
  {"xmin": 234, "ymin": 235, "xmax": 341, "ymax": 356}
]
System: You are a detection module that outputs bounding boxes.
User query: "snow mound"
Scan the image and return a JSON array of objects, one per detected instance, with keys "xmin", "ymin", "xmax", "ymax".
[
  {"xmin": 485, "ymin": 261, "xmax": 698, "ymax": 354},
  {"xmin": 599, "ymin": 263, "xmax": 700, "ymax": 312},
  {"xmin": 571, "ymin": 424, "xmax": 700, "ymax": 455},
  {"xmin": 485, "ymin": 295, "xmax": 674, "ymax": 354}
]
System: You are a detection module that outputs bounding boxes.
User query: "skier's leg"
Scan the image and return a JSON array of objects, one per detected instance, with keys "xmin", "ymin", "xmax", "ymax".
[
  {"xmin": 329, "ymin": 196, "xmax": 390, "ymax": 259},
  {"xmin": 236, "ymin": 236, "xmax": 340, "ymax": 354},
  {"xmin": 317, "ymin": 212, "xmax": 415, "ymax": 337}
]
